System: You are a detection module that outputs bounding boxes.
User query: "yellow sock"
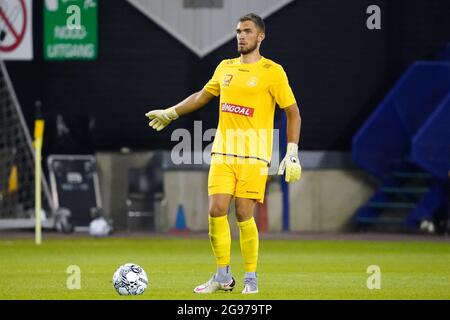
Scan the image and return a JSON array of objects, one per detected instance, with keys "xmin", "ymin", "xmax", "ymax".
[
  {"xmin": 209, "ymin": 215, "xmax": 231, "ymax": 267},
  {"xmin": 237, "ymin": 217, "xmax": 259, "ymax": 272}
]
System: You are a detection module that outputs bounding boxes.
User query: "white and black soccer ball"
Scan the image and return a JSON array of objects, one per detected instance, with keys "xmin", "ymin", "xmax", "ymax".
[{"xmin": 112, "ymin": 263, "xmax": 148, "ymax": 295}]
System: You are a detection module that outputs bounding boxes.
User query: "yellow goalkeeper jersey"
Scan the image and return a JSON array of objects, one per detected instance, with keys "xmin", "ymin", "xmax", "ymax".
[{"xmin": 204, "ymin": 57, "xmax": 296, "ymax": 164}]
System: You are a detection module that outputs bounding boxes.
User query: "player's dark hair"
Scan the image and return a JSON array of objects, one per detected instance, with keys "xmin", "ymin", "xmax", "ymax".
[{"xmin": 238, "ymin": 13, "xmax": 265, "ymax": 33}]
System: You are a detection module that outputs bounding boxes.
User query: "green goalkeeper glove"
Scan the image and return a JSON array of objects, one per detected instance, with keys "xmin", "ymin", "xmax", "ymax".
[
  {"xmin": 278, "ymin": 143, "xmax": 302, "ymax": 183},
  {"xmin": 145, "ymin": 107, "xmax": 179, "ymax": 131}
]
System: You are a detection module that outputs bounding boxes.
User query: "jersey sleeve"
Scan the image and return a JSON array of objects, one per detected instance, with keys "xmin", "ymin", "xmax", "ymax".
[
  {"xmin": 269, "ymin": 66, "xmax": 296, "ymax": 108},
  {"xmin": 203, "ymin": 61, "xmax": 223, "ymax": 97}
]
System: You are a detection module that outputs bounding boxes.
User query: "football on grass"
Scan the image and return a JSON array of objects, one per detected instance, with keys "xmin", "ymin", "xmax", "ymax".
[{"xmin": 112, "ymin": 263, "xmax": 148, "ymax": 295}]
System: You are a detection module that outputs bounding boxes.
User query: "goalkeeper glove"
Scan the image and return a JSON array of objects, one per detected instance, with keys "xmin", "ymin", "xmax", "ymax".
[
  {"xmin": 145, "ymin": 107, "xmax": 179, "ymax": 131},
  {"xmin": 278, "ymin": 143, "xmax": 302, "ymax": 183}
]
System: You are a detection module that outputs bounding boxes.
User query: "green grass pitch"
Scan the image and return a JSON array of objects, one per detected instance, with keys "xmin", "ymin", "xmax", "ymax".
[{"xmin": 0, "ymin": 236, "xmax": 449, "ymax": 300}]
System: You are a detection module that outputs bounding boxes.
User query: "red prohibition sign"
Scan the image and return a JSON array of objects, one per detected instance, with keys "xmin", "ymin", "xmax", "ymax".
[{"xmin": 0, "ymin": 0, "xmax": 27, "ymax": 52}]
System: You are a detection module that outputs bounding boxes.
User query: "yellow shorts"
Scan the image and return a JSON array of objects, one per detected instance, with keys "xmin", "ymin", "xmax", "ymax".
[{"xmin": 208, "ymin": 154, "xmax": 269, "ymax": 203}]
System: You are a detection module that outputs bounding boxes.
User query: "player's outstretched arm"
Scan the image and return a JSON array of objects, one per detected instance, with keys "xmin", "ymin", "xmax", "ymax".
[
  {"xmin": 145, "ymin": 89, "xmax": 215, "ymax": 131},
  {"xmin": 278, "ymin": 103, "xmax": 302, "ymax": 183}
]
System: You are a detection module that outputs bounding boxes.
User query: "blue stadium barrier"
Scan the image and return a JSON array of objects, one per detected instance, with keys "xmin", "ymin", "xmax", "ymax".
[
  {"xmin": 411, "ymin": 92, "xmax": 450, "ymax": 181},
  {"xmin": 352, "ymin": 62, "xmax": 450, "ymax": 179},
  {"xmin": 352, "ymin": 62, "xmax": 450, "ymax": 230}
]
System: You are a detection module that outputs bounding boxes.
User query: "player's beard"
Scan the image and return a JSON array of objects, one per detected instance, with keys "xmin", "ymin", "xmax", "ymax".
[{"xmin": 238, "ymin": 40, "xmax": 258, "ymax": 55}]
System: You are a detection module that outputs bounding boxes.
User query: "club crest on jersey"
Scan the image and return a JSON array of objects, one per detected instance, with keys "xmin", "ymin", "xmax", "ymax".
[
  {"xmin": 223, "ymin": 74, "xmax": 233, "ymax": 86},
  {"xmin": 221, "ymin": 103, "xmax": 254, "ymax": 117},
  {"xmin": 247, "ymin": 76, "xmax": 258, "ymax": 87}
]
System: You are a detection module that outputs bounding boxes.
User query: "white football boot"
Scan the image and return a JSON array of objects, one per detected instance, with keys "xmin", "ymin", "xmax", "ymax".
[
  {"xmin": 193, "ymin": 275, "xmax": 236, "ymax": 293},
  {"xmin": 242, "ymin": 277, "xmax": 259, "ymax": 294}
]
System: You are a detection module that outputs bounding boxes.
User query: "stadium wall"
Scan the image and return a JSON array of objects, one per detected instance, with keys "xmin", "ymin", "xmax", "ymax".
[{"xmin": 95, "ymin": 151, "xmax": 376, "ymax": 232}]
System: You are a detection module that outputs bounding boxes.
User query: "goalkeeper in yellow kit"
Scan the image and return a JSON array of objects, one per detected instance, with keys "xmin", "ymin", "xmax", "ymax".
[{"xmin": 146, "ymin": 13, "xmax": 301, "ymax": 294}]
